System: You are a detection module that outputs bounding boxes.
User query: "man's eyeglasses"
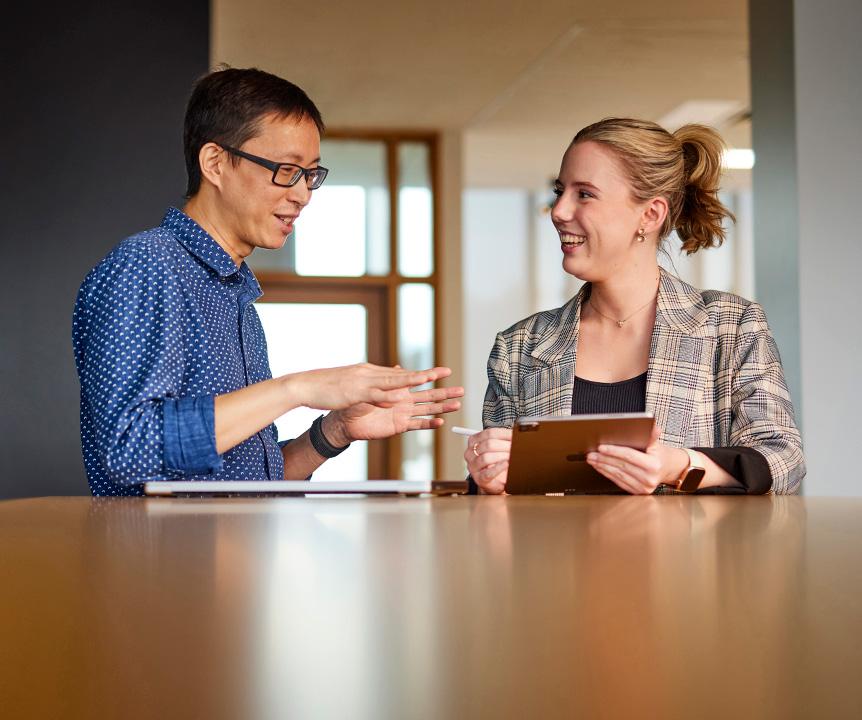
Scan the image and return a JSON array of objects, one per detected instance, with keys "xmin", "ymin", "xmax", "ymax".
[{"xmin": 217, "ymin": 143, "xmax": 329, "ymax": 190}]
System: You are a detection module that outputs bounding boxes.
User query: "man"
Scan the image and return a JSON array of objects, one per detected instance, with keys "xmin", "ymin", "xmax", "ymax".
[{"xmin": 72, "ymin": 67, "xmax": 462, "ymax": 496}]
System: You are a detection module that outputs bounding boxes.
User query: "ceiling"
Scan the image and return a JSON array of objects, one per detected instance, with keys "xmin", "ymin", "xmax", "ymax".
[{"xmin": 213, "ymin": 0, "xmax": 750, "ymax": 188}]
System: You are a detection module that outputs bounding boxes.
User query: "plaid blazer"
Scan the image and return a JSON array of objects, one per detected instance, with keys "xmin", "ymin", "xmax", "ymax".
[{"xmin": 482, "ymin": 269, "xmax": 805, "ymax": 494}]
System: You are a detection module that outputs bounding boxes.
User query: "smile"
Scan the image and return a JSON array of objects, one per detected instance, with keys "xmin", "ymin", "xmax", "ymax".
[
  {"xmin": 275, "ymin": 214, "xmax": 297, "ymax": 230},
  {"xmin": 559, "ymin": 233, "xmax": 586, "ymax": 246}
]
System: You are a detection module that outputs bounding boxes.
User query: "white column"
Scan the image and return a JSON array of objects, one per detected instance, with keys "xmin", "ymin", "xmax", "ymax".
[
  {"xmin": 793, "ymin": 0, "xmax": 862, "ymax": 495},
  {"xmin": 752, "ymin": 0, "xmax": 862, "ymax": 495}
]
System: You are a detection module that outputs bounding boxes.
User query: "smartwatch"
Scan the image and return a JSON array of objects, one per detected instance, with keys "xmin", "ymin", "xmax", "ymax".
[{"xmin": 676, "ymin": 448, "xmax": 706, "ymax": 493}]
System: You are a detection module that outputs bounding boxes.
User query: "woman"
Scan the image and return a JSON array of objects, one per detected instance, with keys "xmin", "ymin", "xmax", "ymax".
[{"xmin": 466, "ymin": 118, "xmax": 804, "ymax": 495}]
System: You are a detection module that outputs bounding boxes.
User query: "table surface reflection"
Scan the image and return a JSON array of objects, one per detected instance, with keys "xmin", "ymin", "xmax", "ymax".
[{"xmin": 1, "ymin": 495, "xmax": 860, "ymax": 719}]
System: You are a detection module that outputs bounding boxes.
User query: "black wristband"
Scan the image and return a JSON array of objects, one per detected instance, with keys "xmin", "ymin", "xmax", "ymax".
[{"xmin": 309, "ymin": 415, "xmax": 351, "ymax": 458}]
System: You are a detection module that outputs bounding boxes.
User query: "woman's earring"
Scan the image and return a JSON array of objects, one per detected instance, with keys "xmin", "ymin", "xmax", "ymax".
[{"xmin": 637, "ymin": 228, "xmax": 646, "ymax": 243}]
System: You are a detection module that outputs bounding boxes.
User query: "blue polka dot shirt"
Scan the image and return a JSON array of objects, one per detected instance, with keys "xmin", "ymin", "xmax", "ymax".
[{"xmin": 72, "ymin": 207, "xmax": 286, "ymax": 496}]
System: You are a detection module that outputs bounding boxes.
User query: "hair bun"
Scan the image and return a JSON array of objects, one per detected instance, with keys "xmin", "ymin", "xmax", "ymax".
[
  {"xmin": 672, "ymin": 125, "xmax": 733, "ymax": 253},
  {"xmin": 674, "ymin": 125, "xmax": 724, "ymax": 190}
]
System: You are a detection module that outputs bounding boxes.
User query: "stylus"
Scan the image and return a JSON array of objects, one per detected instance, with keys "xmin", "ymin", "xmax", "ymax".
[{"xmin": 450, "ymin": 426, "xmax": 482, "ymax": 436}]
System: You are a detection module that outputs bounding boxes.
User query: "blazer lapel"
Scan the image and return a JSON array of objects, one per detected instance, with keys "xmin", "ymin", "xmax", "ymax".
[
  {"xmin": 646, "ymin": 270, "xmax": 715, "ymax": 446},
  {"xmin": 518, "ymin": 270, "xmax": 714, "ymax": 437},
  {"xmin": 521, "ymin": 287, "xmax": 585, "ymax": 417}
]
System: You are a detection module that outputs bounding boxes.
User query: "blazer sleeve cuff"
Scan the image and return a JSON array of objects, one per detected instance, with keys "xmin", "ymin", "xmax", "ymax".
[{"xmin": 693, "ymin": 446, "xmax": 773, "ymax": 494}]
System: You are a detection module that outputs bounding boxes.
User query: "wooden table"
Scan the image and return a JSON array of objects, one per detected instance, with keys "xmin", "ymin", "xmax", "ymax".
[{"xmin": 1, "ymin": 495, "xmax": 860, "ymax": 719}]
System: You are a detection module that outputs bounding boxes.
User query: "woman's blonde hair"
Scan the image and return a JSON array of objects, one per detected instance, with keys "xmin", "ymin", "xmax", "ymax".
[{"xmin": 571, "ymin": 118, "xmax": 734, "ymax": 254}]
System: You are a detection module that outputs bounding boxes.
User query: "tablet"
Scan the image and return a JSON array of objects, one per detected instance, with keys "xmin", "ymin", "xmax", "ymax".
[
  {"xmin": 143, "ymin": 480, "xmax": 466, "ymax": 497},
  {"xmin": 506, "ymin": 412, "xmax": 655, "ymax": 495}
]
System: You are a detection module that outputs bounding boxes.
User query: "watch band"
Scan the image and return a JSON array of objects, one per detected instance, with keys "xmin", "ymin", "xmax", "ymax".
[
  {"xmin": 677, "ymin": 448, "xmax": 706, "ymax": 493},
  {"xmin": 309, "ymin": 415, "xmax": 351, "ymax": 458}
]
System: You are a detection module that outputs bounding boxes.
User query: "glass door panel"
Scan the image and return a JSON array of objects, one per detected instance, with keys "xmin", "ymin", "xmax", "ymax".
[
  {"xmin": 255, "ymin": 303, "xmax": 368, "ymax": 481},
  {"xmin": 248, "ymin": 140, "xmax": 390, "ymax": 277},
  {"xmin": 397, "ymin": 283, "xmax": 435, "ymax": 480},
  {"xmin": 397, "ymin": 142, "xmax": 434, "ymax": 277}
]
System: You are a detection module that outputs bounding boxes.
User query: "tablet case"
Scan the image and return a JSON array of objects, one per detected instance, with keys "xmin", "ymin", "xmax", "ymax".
[{"xmin": 506, "ymin": 413, "xmax": 655, "ymax": 494}]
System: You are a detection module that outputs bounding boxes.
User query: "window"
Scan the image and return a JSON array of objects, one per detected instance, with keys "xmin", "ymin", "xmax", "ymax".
[{"xmin": 248, "ymin": 133, "xmax": 440, "ymax": 480}]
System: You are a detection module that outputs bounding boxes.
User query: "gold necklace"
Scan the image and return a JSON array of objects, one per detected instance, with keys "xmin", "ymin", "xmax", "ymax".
[{"xmin": 589, "ymin": 294, "xmax": 656, "ymax": 328}]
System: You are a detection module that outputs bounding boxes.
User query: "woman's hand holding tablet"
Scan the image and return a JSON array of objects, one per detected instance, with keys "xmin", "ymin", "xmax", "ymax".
[
  {"xmin": 585, "ymin": 423, "xmax": 690, "ymax": 494},
  {"xmin": 463, "ymin": 427, "xmax": 513, "ymax": 495}
]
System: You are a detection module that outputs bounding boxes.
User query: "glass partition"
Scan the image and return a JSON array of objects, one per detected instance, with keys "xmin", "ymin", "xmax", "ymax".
[
  {"xmin": 249, "ymin": 140, "xmax": 390, "ymax": 277},
  {"xmin": 398, "ymin": 283, "xmax": 435, "ymax": 480},
  {"xmin": 255, "ymin": 303, "xmax": 368, "ymax": 481},
  {"xmin": 397, "ymin": 143, "xmax": 434, "ymax": 278}
]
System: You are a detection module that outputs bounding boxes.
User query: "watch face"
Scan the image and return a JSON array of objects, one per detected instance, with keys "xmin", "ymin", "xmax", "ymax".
[{"xmin": 679, "ymin": 467, "xmax": 706, "ymax": 493}]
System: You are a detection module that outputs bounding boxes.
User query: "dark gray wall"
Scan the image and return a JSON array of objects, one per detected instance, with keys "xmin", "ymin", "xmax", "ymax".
[
  {"xmin": 749, "ymin": 0, "xmax": 802, "ymax": 416},
  {"xmin": 1, "ymin": 1, "xmax": 209, "ymax": 498}
]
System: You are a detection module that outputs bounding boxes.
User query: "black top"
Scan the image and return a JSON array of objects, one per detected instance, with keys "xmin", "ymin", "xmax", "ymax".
[
  {"xmin": 571, "ymin": 373, "xmax": 771, "ymax": 494},
  {"xmin": 571, "ymin": 372, "xmax": 647, "ymax": 415}
]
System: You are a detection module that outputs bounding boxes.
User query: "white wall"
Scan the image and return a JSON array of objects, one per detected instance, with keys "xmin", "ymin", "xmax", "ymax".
[
  {"xmin": 794, "ymin": 0, "xmax": 862, "ymax": 495},
  {"xmin": 462, "ymin": 190, "xmax": 533, "ymax": 429},
  {"xmin": 462, "ymin": 189, "xmax": 582, "ymax": 431}
]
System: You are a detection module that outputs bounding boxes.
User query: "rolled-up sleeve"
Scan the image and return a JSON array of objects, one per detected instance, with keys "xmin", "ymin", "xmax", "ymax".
[{"xmin": 163, "ymin": 395, "xmax": 222, "ymax": 475}]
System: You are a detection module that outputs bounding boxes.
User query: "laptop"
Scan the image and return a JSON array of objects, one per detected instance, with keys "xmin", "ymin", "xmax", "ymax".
[{"xmin": 143, "ymin": 479, "xmax": 466, "ymax": 497}]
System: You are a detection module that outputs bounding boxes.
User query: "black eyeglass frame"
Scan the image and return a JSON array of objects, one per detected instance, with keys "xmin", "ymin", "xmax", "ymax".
[{"xmin": 216, "ymin": 143, "xmax": 329, "ymax": 189}]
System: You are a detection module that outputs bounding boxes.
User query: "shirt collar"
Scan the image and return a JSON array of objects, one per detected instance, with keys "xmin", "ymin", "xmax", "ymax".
[
  {"xmin": 237, "ymin": 261, "xmax": 263, "ymax": 303},
  {"xmin": 160, "ymin": 207, "xmax": 241, "ymax": 279}
]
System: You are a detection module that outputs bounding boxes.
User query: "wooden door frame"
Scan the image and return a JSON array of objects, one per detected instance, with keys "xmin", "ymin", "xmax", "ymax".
[{"xmin": 254, "ymin": 131, "xmax": 441, "ymax": 480}]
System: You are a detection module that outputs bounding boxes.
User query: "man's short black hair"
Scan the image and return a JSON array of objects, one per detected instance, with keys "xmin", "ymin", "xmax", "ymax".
[{"xmin": 183, "ymin": 66, "xmax": 325, "ymax": 197}]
